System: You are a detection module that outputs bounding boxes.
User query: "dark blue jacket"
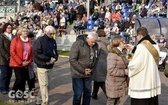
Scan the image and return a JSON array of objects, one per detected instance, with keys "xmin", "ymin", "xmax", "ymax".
[{"xmin": 33, "ymin": 35, "xmax": 58, "ymax": 69}]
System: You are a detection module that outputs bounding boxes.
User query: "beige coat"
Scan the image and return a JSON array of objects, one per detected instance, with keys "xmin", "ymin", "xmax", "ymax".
[{"xmin": 106, "ymin": 47, "xmax": 128, "ymax": 98}]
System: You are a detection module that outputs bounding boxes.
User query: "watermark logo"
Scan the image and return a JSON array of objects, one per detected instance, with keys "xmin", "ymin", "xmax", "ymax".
[{"xmin": 8, "ymin": 88, "xmax": 36, "ymax": 102}]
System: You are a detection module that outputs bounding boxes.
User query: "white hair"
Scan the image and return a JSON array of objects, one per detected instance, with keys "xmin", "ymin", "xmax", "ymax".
[
  {"xmin": 45, "ymin": 25, "xmax": 55, "ymax": 33},
  {"xmin": 87, "ymin": 31, "xmax": 98, "ymax": 40}
]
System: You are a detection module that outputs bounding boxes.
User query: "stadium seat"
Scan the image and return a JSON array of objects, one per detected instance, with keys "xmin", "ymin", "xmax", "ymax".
[
  {"xmin": 85, "ymin": 25, "xmax": 94, "ymax": 31},
  {"xmin": 87, "ymin": 20, "xmax": 93, "ymax": 25},
  {"xmin": 94, "ymin": 20, "xmax": 99, "ymax": 26}
]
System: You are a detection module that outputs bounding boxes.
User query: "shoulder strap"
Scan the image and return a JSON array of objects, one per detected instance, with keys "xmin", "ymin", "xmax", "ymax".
[{"xmin": 141, "ymin": 40, "xmax": 159, "ymax": 65}]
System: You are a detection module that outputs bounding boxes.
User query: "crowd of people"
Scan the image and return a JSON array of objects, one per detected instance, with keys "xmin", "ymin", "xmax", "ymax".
[{"xmin": 0, "ymin": 0, "xmax": 167, "ymax": 105}]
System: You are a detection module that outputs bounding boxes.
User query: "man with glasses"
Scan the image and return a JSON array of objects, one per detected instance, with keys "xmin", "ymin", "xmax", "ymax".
[
  {"xmin": 69, "ymin": 32, "xmax": 99, "ymax": 105},
  {"xmin": 126, "ymin": 27, "xmax": 161, "ymax": 105},
  {"xmin": 34, "ymin": 25, "xmax": 58, "ymax": 105}
]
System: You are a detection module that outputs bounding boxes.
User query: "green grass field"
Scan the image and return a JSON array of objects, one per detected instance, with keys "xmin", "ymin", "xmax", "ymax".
[
  {"xmin": 58, "ymin": 50, "xmax": 70, "ymax": 56},
  {"xmin": 0, "ymin": 101, "xmax": 11, "ymax": 105}
]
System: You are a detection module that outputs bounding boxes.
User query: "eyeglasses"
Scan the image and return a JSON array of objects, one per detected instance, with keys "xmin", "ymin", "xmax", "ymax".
[
  {"xmin": 50, "ymin": 33, "xmax": 55, "ymax": 35},
  {"xmin": 23, "ymin": 30, "xmax": 28, "ymax": 32}
]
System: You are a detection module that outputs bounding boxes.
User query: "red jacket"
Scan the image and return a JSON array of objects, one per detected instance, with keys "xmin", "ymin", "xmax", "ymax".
[{"xmin": 10, "ymin": 36, "xmax": 33, "ymax": 68}]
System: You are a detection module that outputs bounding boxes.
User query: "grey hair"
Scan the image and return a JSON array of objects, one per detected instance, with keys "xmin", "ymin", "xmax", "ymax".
[
  {"xmin": 87, "ymin": 32, "xmax": 98, "ymax": 40},
  {"xmin": 45, "ymin": 25, "xmax": 55, "ymax": 33}
]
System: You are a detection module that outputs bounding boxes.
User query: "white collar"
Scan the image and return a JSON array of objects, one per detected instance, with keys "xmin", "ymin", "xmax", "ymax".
[
  {"xmin": 20, "ymin": 36, "xmax": 28, "ymax": 42},
  {"xmin": 4, "ymin": 32, "xmax": 12, "ymax": 40}
]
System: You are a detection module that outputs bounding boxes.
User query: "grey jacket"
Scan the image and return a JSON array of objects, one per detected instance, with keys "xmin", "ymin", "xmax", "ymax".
[
  {"xmin": 92, "ymin": 37, "xmax": 110, "ymax": 82},
  {"xmin": 69, "ymin": 34, "xmax": 98, "ymax": 78},
  {"xmin": 106, "ymin": 47, "xmax": 128, "ymax": 98}
]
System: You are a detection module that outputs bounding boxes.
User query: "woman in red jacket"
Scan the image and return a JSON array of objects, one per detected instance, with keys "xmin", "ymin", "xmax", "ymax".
[{"xmin": 10, "ymin": 27, "xmax": 33, "ymax": 100}]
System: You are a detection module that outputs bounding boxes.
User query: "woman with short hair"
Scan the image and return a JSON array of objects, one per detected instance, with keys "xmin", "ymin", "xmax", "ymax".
[
  {"xmin": 106, "ymin": 36, "xmax": 128, "ymax": 105},
  {"xmin": 10, "ymin": 27, "xmax": 33, "ymax": 100}
]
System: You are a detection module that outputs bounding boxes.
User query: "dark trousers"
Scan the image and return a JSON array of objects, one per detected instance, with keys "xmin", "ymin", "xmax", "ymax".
[
  {"xmin": 59, "ymin": 26, "xmax": 67, "ymax": 37},
  {"xmin": 124, "ymin": 34, "xmax": 130, "ymax": 44},
  {"xmin": 92, "ymin": 81, "xmax": 106, "ymax": 97},
  {"xmin": 72, "ymin": 77, "xmax": 92, "ymax": 105},
  {"xmin": 12, "ymin": 67, "xmax": 29, "ymax": 92},
  {"xmin": 0, "ymin": 65, "xmax": 12, "ymax": 91},
  {"xmin": 131, "ymin": 95, "xmax": 158, "ymax": 105},
  {"xmin": 68, "ymin": 14, "xmax": 73, "ymax": 25},
  {"xmin": 27, "ymin": 73, "xmax": 35, "ymax": 91}
]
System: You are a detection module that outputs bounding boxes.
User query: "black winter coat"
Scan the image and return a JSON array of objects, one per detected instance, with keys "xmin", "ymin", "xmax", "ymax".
[
  {"xmin": 33, "ymin": 35, "xmax": 58, "ymax": 69},
  {"xmin": 0, "ymin": 34, "xmax": 14, "ymax": 65}
]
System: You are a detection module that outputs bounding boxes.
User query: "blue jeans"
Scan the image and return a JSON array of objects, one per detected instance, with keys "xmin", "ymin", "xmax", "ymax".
[
  {"xmin": 72, "ymin": 77, "xmax": 92, "ymax": 105},
  {"xmin": 0, "ymin": 65, "xmax": 12, "ymax": 91}
]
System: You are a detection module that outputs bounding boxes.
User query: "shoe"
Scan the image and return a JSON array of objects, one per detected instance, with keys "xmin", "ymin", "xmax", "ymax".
[
  {"xmin": 32, "ymin": 91, "xmax": 38, "ymax": 96},
  {"xmin": 1, "ymin": 91, "xmax": 8, "ymax": 95},
  {"xmin": 92, "ymin": 95, "xmax": 98, "ymax": 100}
]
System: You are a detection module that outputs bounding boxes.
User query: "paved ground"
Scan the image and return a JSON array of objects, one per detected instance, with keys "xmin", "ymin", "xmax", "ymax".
[{"xmin": 0, "ymin": 57, "xmax": 168, "ymax": 105}]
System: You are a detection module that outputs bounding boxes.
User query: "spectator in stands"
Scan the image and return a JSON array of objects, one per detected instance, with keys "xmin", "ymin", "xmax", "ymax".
[
  {"xmin": 125, "ymin": 25, "xmax": 133, "ymax": 44},
  {"xmin": 157, "ymin": 34, "xmax": 167, "ymax": 51},
  {"xmin": 111, "ymin": 9, "xmax": 116, "ymax": 22},
  {"xmin": 82, "ymin": 14, "xmax": 88, "ymax": 23},
  {"xmin": 104, "ymin": 24, "xmax": 111, "ymax": 38},
  {"xmin": 27, "ymin": 1, "xmax": 33, "ymax": 12},
  {"xmin": 132, "ymin": 3, "xmax": 139, "ymax": 13},
  {"xmin": 140, "ymin": 4, "xmax": 148, "ymax": 18},
  {"xmin": 98, "ymin": 8, "xmax": 105, "ymax": 20},
  {"xmin": 115, "ymin": 10, "xmax": 122, "ymax": 21},
  {"xmin": 74, "ymin": 18, "xmax": 85, "ymax": 34},
  {"xmin": 151, "ymin": 5, "xmax": 160, "ymax": 17},
  {"xmin": 155, "ymin": 0, "xmax": 163, "ymax": 9},
  {"xmin": 105, "ymin": 8, "xmax": 111, "ymax": 21},
  {"xmin": 104, "ymin": 18, "xmax": 111, "ymax": 27},
  {"xmin": 35, "ymin": 24, "xmax": 44, "ymax": 40},
  {"xmin": 124, "ymin": 17, "xmax": 131, "ymax": 31},
  {"xmin": 92, "ymin": 29, "xmax": 110, "ymax": 99},
  {"xmin": 130, "ymin": 14, "xmax": 136, "ymax": 28},
  {"xmin": 59, "ymin": 14, "xmax": 67, "ymax": 36},
  {"xmin": 117, "ymin": 18, "xmax": 125, "ymax": 32},
  {"xmin": 92, "ymin": 9, "xmax": 99, "ymax": 21},
  {"xmin": 150, "ymin": 34, "xmax": 157, "ymax": 43},
  {"xmin": 0, "ymin": 23, "xmax": 14, "ymax": 94},
  {"xmin": 100, "ymin": 3, "xmax": 106, "ymax": 11},
  {"xmin": 97, "ymin": 18, "xmax": 105, "ymax": 30},
  {"xmin": 10, "ymin": 27, "xmax": 33, "ymax": 100},
  {"xmin": 90, "ymin": 0, "xmax": 96, "ymax": 15},
  {"xmin": 111, "ymin": 23, "xmax": 120, "ymax": 36},
  {"xmin": 76, "ymin": 2, "xmax": 86, "ymax": 20},
  {"xmin": 115, "ymin": 3, "xmax": 122, "ymax": 11},
  {"xmin": 68, "ymin": 4, "xmax": 75, "ymax": 25}
]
